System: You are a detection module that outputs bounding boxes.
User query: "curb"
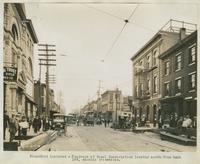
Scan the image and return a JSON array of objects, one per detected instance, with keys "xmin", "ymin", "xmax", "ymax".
[{"xmin": 19, "ymin": 131, "xmax": 57, "ymax": 151}]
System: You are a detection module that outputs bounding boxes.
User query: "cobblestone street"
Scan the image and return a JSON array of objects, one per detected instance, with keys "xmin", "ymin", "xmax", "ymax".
[{"xmin": 38, "ymin": 125, "xmax": 196, "ymax": 152}]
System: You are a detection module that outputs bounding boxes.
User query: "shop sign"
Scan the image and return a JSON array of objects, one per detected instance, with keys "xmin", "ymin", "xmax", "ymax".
[{"xmin": 4, "ymin": 67, "xmax": 17, "ymax": 81}]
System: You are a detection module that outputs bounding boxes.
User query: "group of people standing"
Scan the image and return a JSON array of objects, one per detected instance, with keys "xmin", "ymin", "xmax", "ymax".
[
  {"xmin": 3, "ymin": 110, "xmax": 52, "ymax": 142},
  {"xmin": 158, "ymin": 113, "xmax": 196, "ymax": 130},
  {"xmin": 4, "ymin": 111, "xmax": 29, "ymax": 142}
]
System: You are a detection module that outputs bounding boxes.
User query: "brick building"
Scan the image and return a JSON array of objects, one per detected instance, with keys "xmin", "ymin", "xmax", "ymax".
[
  {"xmin": 159, "ymin": 30, "xmax": 197, "ymax": 120},
  {"xmin": 131, "ymin": 20, "xmax": 197, "ymax": 126}
]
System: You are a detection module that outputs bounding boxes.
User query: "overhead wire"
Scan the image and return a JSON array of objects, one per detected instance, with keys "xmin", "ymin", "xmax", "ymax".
[
  {"xmin": 102, "ymin": 4, "xmax": 140, "ymax": 60},
  {"xmin": 103, "ymin": 22, "xmax": 128, "ymax": 59},
  {"xmin": 84, "ymin": 4, "xmax": 155, "ymax": 35},
  {"xmin": 127, "ymin": 4, "xmax": 139, "ymax": 21},
  {"xmin": 83, "ymin": 4, "xmax": 124, "ymax": 22}
]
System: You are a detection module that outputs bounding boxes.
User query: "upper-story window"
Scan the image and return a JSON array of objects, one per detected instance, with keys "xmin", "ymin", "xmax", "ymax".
[
  {"xmin": 153, "ymin": 50, "xmax": 158, "ymax": 66},
  {"xmin": 189, "ymin": 45, "xmax": 196, "ymax": 64},
  {"xmin": 11, "ymin": 24, "xmax": 18, "ymax": 43},
  {"xmin": 175, "ymin": 53, "xmax": 182, "ymax": 71},
  {"xmin": 147, "ymin": 55, "xmax": 151, "ymax": 68},
  {"xmin": 164, "ymin": 60, "xmax": 170, "ymax": 75},
  {"xmin": 189, "ymin": 73, "xmax": 196, "ymax": 90},
  {"xmin": 147, "ymin": 79, "xmax": 150, "ymax": 92},
  {"xmin": 110, "ymin": 93, "xmax": 113, "ymax": 102},
  {"xmin": 135, "ymin": 85, "xmax": 138, "ymax": 97},
  {"xmin": 164, "ymin": 82, "xmax": 170, "ymax": 96},
  {"xmin": 28, "ymin": 58, "xmax": 33, "ymax": 76},
  {"xmin": 140, "ymin": 60, "xmax": 143, "ymax": 67},
  {"xmin": 140, "ymin": 83, "xmax": 144, "ymax": 91},
  {"xmin": 175, "ymin": 78, "xmax": 182, "ymax": 94},
  {"xmin": 153, "ymin": 76, "xmax": 158, "ymax": 93},
  {"xmin": 12, "ymin": 52, "xmax": 17, "ymax": 67}
]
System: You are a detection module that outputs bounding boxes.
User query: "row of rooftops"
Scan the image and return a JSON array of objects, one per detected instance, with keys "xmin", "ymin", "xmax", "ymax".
[{"xmin": 131, "ymin": 19, "xmax": 197, "ymax": 61}]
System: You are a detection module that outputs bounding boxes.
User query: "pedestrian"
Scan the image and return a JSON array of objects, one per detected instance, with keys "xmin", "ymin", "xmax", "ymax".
[
  {"xmin": 141, "ymin": 114, "xmax": 146, "ymax": 127},
  {"xmin": 44, "ymin": 117, "xmax": 50, "ymax": 131},
  {"xmin": 27, "ymin": 117, "xmax": 32, "ymax": 131},
  {"xmin": 107, "ymin": 119, "xmax": 110, "ymax": 127},
  {"xmin": 42, "ymin": 117, "xmax": 46, "ymax": 131},
  {"xmin": 38, "ymin": 116, "xmax": 42, "ymax": 131},
  {"xmin": 4, "ymin": 110, "xmax": 10, "ymax": 140},
  {"xmin": 104, "ymin": 119, "xmax": 107, "ymax": 128},
  {"xmin": 177, "ymin": 116, "xmax": 183, "ymax": 129},
  {"xmin": 76, "ymin": 119, "xmax": 79, "ymax": 126},
  {"xmin": 158, "ymin": 115, "xmax": 163, "ymax": 129},
  {"xmin": 9, "ymin": 114, "xmax": 17, "ymax": 142},
  {"xmin": 19, "ymin": 116, "xmax": 29, "ymax": 136},
  {"xmin": 32, "ymin": 116, "xmax": 40, "ymax": 133}
]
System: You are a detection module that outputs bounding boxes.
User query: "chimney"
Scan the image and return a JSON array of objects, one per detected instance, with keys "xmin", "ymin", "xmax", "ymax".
[{"xmin": 180, "ymin": 28, "xmax": 186, "ymax": 40}]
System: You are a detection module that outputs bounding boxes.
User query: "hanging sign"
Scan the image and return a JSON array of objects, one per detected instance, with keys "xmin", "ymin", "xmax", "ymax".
[{"xmin": 4, "ymin": 67, "xmax": 17, "ymax": 81}]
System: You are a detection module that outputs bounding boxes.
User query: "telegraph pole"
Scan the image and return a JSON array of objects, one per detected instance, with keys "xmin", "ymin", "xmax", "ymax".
[
  {"xmin": 37, "ymin": 59, "xmax": 42, "ymax": 116},
  {"xmin": 38, "ymin": 44, "xmax": 56, "ymax": 117},
  {"xmin": 115, "ymin": 88, "xmax": 119, "ymax": 124},
  {"xmin": 97, "ymin": 80, "xmax": 102, "ymax": 118}
]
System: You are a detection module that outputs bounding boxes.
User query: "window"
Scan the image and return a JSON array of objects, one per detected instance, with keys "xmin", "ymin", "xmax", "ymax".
[
  {"xmin": 12, "ymin": 52, "xmax": 17, "ymax": 67},
  {"xmin": 140, "ymin": 83, "xmax": 144, "ymax": 91},
  {"xmin": 189, "ymin": 45, "xmax": 196, "ymax": 64},
  {"xmin": 189, "ymin": 73, "xmax": 196, "ymax": 90},
  {"xmin": 11, "ymin": 24, "xmax": 18, "ymax": 42},
  {"xmin": 175, "ymin": 78, "xmax": 181, "ymax": 94},
  {"xmin": 147, "ymin": 79, "xmax": 150, "ymax": 92},
  {"xmin": 175, "ymin": 54, "xmax": 182, "ymax": 71},
  {"xmin": 135, "ymin": 85, "xmax": 138, "ymax": 97},
  {"xmin": 164, "ymin": 82, "xmax": 170, "ymax": 96},
  {"xmin": 110, "ymin": 93, "xmax": 113, "ymax": 102},
  {"xmin": 153, "ymin": 50, "xmax": 158, "ymax": 66},
  {"xmin": 164, "ymin": 61, "xmax": 170, "ymax": 75},
  {"xmin": 28, "ymin": 58, "xmax": 33, "ymax": 76},
  {"xmin": 153, "ymin": 76, "xmax": 158, "ymax": 93},
  {"xmin": 140, "ymin": 60, "xmax": 143, "ymax": 67},
  {"xmin": 147, "ymin": 55, "xmax": 151, "ymax": 68}
]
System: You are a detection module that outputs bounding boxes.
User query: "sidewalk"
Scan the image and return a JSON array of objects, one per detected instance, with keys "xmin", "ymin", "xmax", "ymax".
[
  {"xmin": 4, "ymin": 126, "xmax": 56, "ymax": 151},
  {"xmin": 4, "ymin": 126, "xmax": 43, "ymax": 142}
]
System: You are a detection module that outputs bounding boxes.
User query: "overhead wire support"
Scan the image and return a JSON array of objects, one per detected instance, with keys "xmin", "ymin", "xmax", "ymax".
[
  {"xmin": 85, "ymin": 4, "xmax": 155, "ymax": 33},
  {"xmin": 38, "ymin": 43, "xmax": 56, "ymax": 117},
  {"xmin": 103, "ymin": 4, "xmax": 140, "ymax": 60}
]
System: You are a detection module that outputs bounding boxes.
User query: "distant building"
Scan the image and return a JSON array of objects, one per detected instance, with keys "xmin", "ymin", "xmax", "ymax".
[
  {"xmin": 159, "ymin": 30, "xmax": 197, "ymax": 120},
  {"xmin": 118, "ymin": 96, "xmax": 133, "ymax": 119},
  {"xmin": 101, "ymin": 89, "xmax": 123, "ymax": 121},
  {"xmin": 131, "ymin": 20, "xmax": 197, "ymax": 126},
  {"xmin": 34, "ymin": 81, "xmax": 46, "ymax": 116},
  {"xmin": 3, "ymin": 3, "xmax": 38, "ymax": 119},
  {"xmin": 34, "ymin": 81, "xmax": 59, "ymax": 117}
]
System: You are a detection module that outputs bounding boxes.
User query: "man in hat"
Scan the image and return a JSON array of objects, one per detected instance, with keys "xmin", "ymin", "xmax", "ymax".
[{"xmin": 4, "ymin": 110, "xmax": 10, "ymax": 140}]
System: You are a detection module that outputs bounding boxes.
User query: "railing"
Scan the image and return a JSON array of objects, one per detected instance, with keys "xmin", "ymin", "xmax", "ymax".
[{"xmin": 160, "ymin": 19, "xmax": 197, "ymax": 35}]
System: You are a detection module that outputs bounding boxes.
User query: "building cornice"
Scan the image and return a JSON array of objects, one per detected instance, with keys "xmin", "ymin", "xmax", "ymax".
[
  {"xmin": 23, "ymin": 19, "xmax": 39, "ymax": 43},
  {"xmin": 131, "ymin": 32, "xmax": 162, "ymax": 61},
  {"xmin": 14, "ymin": 3, "xmax": 38, "ymax": 43}
]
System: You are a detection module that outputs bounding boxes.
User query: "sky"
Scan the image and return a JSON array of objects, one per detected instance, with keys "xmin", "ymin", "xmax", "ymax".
[{"xmin": 24, "ymin": 2, "xmax": 198, "ymax": 114}]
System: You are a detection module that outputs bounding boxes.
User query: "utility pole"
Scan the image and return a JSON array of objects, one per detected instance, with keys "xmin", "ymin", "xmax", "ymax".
[
  {"xmin": 97, "ymin": 80, "xmax": 102, "ymax": 118},
  {"xmin": 37, "ymin": 59, "xmax": 42, "ymax": 116},
  {"xmin": 38, "ymin": 44, "xmax": 56, "ymax": 118},
  {"xmin": 115, "ymin": 88, "xmax": 119, "ymax": 124}
]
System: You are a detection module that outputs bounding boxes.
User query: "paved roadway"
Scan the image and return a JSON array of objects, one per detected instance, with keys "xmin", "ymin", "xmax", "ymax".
[{"xmin": 38, "ymin": 125, "xmax": 196, "ymax": 152}]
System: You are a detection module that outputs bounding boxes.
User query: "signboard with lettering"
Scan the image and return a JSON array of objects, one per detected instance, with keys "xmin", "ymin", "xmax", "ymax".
[{"xmin": 4, "ymin": 67, "xmax": 17, "ymax": 81}]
